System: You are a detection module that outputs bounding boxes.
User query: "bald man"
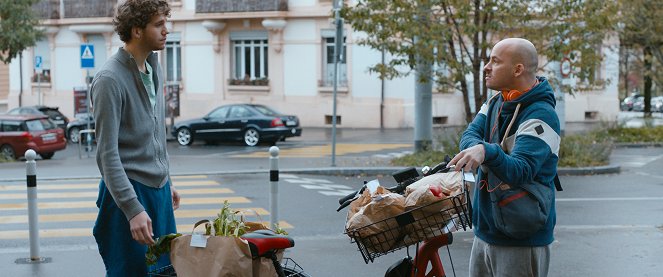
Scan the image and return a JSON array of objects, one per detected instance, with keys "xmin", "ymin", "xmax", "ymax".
[{"xmin": 449, "ymin": 38, "xmax": 560, "ymax": 277}]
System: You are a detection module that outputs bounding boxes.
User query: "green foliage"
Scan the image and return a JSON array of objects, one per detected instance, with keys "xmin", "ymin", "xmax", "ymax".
[
  {"xmin": 618, "ymin": 0, "xmax": 663, "ymax": 114},
  {"xmin": 341, "ymin": 0, "xmax": 620, "ymax": 122},
  {"xmin": 391, "ymin": 127, "xmax": 627, "ymax": 168},
  {"xmin": 391, "ymin": 127, "xmax": 463, "ymax": 166},
  {"xmin": 607, "ymin": 125, "xmax": 663, "ymax": 143},
  {"xmin": 145, "ymin": 233, "xmax": 182, "ymax": 266},
  {"xmin": 0, "ymin": 0, "xmax": 43, "ymax": 64},
  {"xmin": 208, "ymin": 200, "xmax": 248, "ymax": 237},
  {"xmin": 558, "ymin": 129, "xmax": 613, "ymax": 167}
]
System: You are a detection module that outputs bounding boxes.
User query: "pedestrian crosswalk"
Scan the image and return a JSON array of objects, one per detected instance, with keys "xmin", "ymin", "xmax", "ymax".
[
  {"xmin": 0, "ymin": 175, "xmax": 290, "ymax": 240},
  {"xmin": 280, "ymin": 174, "xmax": 356, "ymax": 197}
]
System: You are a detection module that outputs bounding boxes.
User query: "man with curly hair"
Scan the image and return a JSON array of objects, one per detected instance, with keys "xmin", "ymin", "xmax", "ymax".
[{"xmin": 90, "ymin": 0, "xmax": 178, "ymax": 275}]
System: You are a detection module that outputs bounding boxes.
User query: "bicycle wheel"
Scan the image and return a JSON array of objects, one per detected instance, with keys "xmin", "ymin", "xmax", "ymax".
[{"xmin": 281, "ymin": 258, "xmax": 311, "ymax": 277}]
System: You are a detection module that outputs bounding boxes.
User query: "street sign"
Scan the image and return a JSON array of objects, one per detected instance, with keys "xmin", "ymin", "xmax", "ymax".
[
  {"xmin": 560, "ymin": 57, "xmax": 571, "ymax": 78},
  {"xmin": 80, "ymin": 44, "xmax": 95, "ymax": 69},
  {"xmin": 34, "ymin": 56, "xmax": 43, "ymax": 73}
]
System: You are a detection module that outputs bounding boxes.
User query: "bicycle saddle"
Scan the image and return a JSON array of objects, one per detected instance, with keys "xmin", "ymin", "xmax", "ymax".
[{"xmin": 241, "ymin": 229, "xmax": 295, "ymax": 258}]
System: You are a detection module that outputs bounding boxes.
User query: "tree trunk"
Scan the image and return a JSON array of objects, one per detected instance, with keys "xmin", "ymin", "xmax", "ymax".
[
  {"xmin": 643, "ymin": 46, "xmax": 653, "ymax": 118},
  {"xmin": 472, "ymin": 0, "xmax": 483, "ymax": 117}
]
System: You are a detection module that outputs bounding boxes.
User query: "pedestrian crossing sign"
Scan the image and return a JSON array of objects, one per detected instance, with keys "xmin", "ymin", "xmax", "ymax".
[{"xmin": 80, "ymin": 44, "xmax": 95, "ymax": 69}]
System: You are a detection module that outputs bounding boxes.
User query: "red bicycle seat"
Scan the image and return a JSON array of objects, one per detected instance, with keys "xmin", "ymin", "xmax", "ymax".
[{"xmin": 241, "ymin": 229, "xmax": 295, "ymax": 258}]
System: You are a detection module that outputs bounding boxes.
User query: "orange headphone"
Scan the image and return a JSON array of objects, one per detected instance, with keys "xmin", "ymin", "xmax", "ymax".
[
  {"xmin": 501, "ymin": 79, "xmax": 539, "ymax": 101},
  {"xmin": 501, "ymin": 89, "xmax": 525, "ymax": 101}
]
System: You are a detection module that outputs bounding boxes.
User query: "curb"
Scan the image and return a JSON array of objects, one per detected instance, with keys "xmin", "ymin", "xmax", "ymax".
[
  {"xmin": 615, "ymin": 142, "xmax": 663, "ymax": 148},
  {"xmin": 557, "ymin": 164, "xmax": 621, "ymax": 176},
  {"xmin": 0, "ymin": 165, "xmax": 622, "ymax": 183}
]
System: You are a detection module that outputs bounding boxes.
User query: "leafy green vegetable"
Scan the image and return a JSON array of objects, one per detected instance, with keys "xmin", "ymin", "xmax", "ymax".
[{"xmin": 146, "ymin": 233, "xmax": 182, "ymax": 266}]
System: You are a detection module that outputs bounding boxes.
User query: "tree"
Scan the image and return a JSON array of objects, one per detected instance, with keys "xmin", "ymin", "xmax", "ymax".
[
  {"xmin": 0, "ymin": 0, "xmax": 43, "ymax": 64},
  {"xmin": 342, "ymin": 0, "xmax": 618, "ymax": 151},
  {"xmin": 619, "ymin": 0, "xmax": 663, "ymax": 117}
]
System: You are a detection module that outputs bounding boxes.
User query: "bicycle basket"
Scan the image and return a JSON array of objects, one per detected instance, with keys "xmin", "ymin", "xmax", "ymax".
[
  {"xmin": 345, "ymin": 180, "xmax": 472, "ymax": 263},
  {"xmin": 147, "ymin": 264, "xmax": 177, "ymax": 277}
]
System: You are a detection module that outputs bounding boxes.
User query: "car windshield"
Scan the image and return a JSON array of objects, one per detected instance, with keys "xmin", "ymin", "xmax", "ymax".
[
  {"xmin": 252, "ymin": 105, "xmax": 280, "ymax": 116},
  {"xmin": 25, "ymin": 119, "xmax": 56, "ymax": 131}
]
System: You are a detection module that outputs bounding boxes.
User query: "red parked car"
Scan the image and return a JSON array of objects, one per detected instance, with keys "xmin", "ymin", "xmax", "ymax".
[{"xmin": 0, "ymin": 114, "xmax": 67, "ymax": 160}]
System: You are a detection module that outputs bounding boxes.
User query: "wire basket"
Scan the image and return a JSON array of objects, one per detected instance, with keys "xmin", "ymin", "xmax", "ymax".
[
  {"xmin": 345, "ymin": 181, "xmax": 472, "ymax": 263},
  {"xmin": 147, "ymin": 264, "xmax": 177, "ymax": 277},
  {"xmin": 281, "ymin": 257, "xmax": 308, "ymax": 277}
]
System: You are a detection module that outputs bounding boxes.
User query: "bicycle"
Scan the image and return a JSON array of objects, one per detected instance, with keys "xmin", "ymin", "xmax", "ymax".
[
  {"xmin": 338, "ymin": 157, "xmax": 473, "ymax": 277},
  {"xmin": 148, "ymin": 225, "xmax": 310, "ymax": 277}
]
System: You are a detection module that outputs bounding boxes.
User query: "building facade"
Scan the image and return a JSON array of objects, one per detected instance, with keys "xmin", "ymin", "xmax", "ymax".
[{"xmin": 5, "ymin": 0, "xmax": 620, "ymax": 128}]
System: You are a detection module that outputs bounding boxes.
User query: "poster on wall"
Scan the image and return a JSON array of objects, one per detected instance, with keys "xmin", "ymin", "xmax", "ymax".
[
  {"xmin": 165, "ymin": 84, "xmax": 180, "ymax": 117},
  {"xmin": 73, "ymin": 87, "xmax": 89, "ymax": 115}
]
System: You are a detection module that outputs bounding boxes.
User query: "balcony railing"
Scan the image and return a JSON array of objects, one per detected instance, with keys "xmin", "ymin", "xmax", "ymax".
[
  {"xmin": 32, "ymin": 0, "xmax": 60, "ymax": 20},
  {"xmin": 63, "ymin": 0, "xmax": 117, "ymax": 19},
  {"xmin": 196, "ymin": 0, "xmax": 287, "ymax": 13},
  {"xmin": 32, "ymin": 0, "xmax": 117, "ymax": 19}
]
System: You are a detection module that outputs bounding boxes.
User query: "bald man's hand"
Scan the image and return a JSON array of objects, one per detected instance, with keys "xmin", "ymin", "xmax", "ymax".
[{"xmin": 449, "ymin": 144, "xmax": 486, "ymax": 172}]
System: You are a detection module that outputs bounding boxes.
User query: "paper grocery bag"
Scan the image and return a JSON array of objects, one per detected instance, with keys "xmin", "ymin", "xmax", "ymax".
[{"xmin": 170, "ymin": 220, "xmax": 253, "ymax": 277}]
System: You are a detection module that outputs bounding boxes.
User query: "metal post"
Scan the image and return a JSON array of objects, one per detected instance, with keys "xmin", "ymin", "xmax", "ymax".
[
  {"xmin": 331, "ymin": 0, "xmax": 343, "ymax": 167},
  {"xmin": 85, "ymin": 69, "xmax": 92, "ymax": 152},
  {"xmin": 269, "ymin": 146, "xmax": 279, "ymax": 230},
  {"xmin": 37, "ymin": 74, "xmax": 41, "ymax": 106},
  {"xmin": 25, "ymin": 150, "xmax": 39, "ymax": 260},
  {"xmin": 15, "ymin": 150, "xmax": 50, "ymax": 264}
]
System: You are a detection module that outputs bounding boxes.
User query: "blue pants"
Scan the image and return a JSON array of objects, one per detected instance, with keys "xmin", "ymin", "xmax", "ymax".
[{"xmin": 93, "ymin": 179, "xmax": 177, "ymax": 277}]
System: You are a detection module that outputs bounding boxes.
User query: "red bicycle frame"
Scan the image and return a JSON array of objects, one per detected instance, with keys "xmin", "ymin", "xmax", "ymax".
[{"xmin": 412, "ymin": 232, "xmax": 453, "ymax": 277}]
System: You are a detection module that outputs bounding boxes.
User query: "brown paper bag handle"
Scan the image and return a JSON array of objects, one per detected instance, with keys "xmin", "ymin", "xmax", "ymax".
[
  {"xmin": 238, "ymin": 209, "xmax": 264, "ymax": 224},
  {"xmin": 192, "ymin": 219, "xmax": 215, "ymax": 235}
]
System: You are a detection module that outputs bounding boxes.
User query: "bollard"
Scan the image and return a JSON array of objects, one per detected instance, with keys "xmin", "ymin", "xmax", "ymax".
[
  {"xmin": 269, "ymin": 146, "xmax": 279, "ymax": 230},
  {"xmin": 14, "ymin": 150, "xmax": 50, "ymax": 265},
  {"xmin": 25, "ymin": 150, "xmax": 40, "ymax": 260}
]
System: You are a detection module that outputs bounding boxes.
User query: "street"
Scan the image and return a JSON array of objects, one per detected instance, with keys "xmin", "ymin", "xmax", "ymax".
[{"xmin": 0, "ymin": 128, "xmax": 662, "ymax": 276}]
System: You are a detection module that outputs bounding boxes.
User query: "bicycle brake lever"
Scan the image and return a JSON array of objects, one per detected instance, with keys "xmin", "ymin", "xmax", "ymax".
[{"xmin": 336, "ymin": 198, "xmax": 354, "ymax": 212}]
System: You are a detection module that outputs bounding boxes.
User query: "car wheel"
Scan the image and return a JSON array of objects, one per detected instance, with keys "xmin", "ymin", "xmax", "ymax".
[
  {"xmin": 0, "ymin": 144, "xmax": 16, "ymax": 160},
  {"xmin": 40, "ymin": 152, "xmax": 54, "ymax": 159},
  {"xmin": 176, "ymin": 127, "xmax": 193, "ymax": 146},
  {"xmin": 68, "ymin": 127, "xmax": 80, "ymax": 144},
  {"xmin": 243, "ymin": 128, "xmax": 260, "ymax": 147}
]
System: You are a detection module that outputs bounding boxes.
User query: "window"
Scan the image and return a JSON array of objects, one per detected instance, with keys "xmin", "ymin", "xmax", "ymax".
[
  {"xmin": 165, "ymin": 33, "xmax": 182, "ymax": 83},
  {"xmin": 1, "ymin": 120, "xmax": 23, "ymax": 132},
  {"xmin": 321, "ymin": 31, "xmax": 347, "ymax": 87},
  {"xmin": 33, "ymin": 39, "xmax": 50, "ymax": 83},
  {"xmin": 229, "ymin": 106, "xmax": 255, "ymax": 118},
  {"xmin": 230, "ymin": 31, "xmax": 269, "ymax": 82},
  {"xmin": 208, "ymin": 106, "xmax": 230, "ymax": 119},
  {"xmin": 232, "ymin": 40, "xmax": 268, "ymax": 80}
]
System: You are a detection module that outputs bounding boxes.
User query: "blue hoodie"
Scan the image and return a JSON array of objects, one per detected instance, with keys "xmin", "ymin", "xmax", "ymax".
[{"xmin": 460, "ymin": 76, "xmax": 560, "ymax": 246}]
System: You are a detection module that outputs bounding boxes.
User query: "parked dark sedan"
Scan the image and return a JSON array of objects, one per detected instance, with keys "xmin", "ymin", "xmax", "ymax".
[
  {"xmin": 65, "ymin": 113, "xmax": 95, "ymax": 144},
  {"xmin": 7, "ymin": 105, "xmax": 69, "ymax": 130},
  {"xmin": 173, "ymin": 104, "xmax": 302, "ymax": 146}
]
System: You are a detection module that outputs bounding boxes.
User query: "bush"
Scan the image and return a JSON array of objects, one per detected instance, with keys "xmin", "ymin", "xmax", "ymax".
[
  {"xmin": 391, "ymin": 126, "xmax": 463, "ymax": 167},
  {"xmin": 558, "ymin": 129, "xmax": 613, "ymax": 167},
  {"xmin": 607, "ymin": 125, "xmax": 663, "ymax": 143},
  {"xmin": 391, "ymin": 126, "xmax": 616, "ymax": 168}
]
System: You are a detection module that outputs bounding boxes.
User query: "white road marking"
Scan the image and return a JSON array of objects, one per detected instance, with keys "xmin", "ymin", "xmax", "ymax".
[{"xmin": 557, "ymin": 197, "xmax": 663, "ymax": 202}]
